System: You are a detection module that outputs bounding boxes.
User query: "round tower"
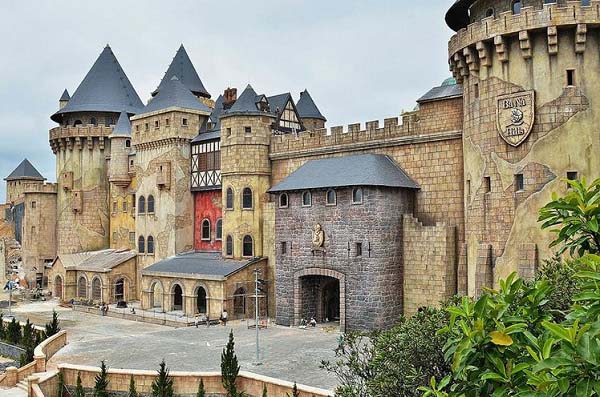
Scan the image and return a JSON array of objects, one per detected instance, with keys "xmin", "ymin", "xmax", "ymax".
[
  {"xmin": 108, "ymin": 111, "xmax": 133, "ymax": 188},
  {"xmin": 446, "ymin": 0, "xmax": 600, "ymax": 295}
]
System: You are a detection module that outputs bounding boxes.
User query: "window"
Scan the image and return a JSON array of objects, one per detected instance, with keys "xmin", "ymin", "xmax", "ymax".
[
  {"xmin": 226, "ymin": 188, "xmax": 234, "ymax": 210},
  {"xmin": 243, "ymin": 235, "xmax": 253, "ymax": 257},
  {"xmin": 245, "ymin": 126, "xmax": 252, "ymax": 135},
  {"xmin": 182, "ymin": 118, "xmax": 188, "ymax": 126},
  {"xmin": 166, "ymin": 118, "xmax": 170, "ymax": 126},
  {"xmin": 302, "ymin": 191, "xmax": 312, "ymax": 207},
  {"xmin": 106, "ymin": 117, "xmax": 114, "ymax": 126},
  {"xmin": 145, "ymin": 123, "xmax": 149, "ymax": 131},
  {"xmin": 113, "ymin": 201, "xmax": 117, "ymax": 213},
  {"xmin": 136, "ymin": 125, "xmax": 140, "ymax": 132},
  {"xmin": 279, "ymin": 193, "xmax": 288, "ymax": 208},
  {"xmin": 356, "ymin": 242, "xmax": 363, "ymax": 257},
  {"xmin": 129, "ymin": 232, "xmax": 135, "ymax": 244},
  {"xmin": 226, "ymin": 235, "xmax": 233, "ymax": 256},
  {"xmin": 147, "ymin": 195, "xmax": 155, "ymax": 213},
  {"xmin": 515, "ymin": 174, "xmax": 524, "ymax": 192},
  {"xmin": 484, "ymin": 176, "xmax": 492, "ymax": 193},
  {"xmin": 485, "ymin": 8, "xmax": 494, "ymax": 17},
  {"xmin": 138, "ymin": 236, "xmax": 145, "ymax": 253},
  {"xmin": 123, "ymin": 200, "xmax": 128, "ymax": 212},
  {"xmin": 352, "ymin": 188, "xmax": 364, "ymax": 204},
  {"xmin": 567, "ymin": 171, "xmax": 578, "ymax": 189},
  {"xmin": 74, "ymin": 120, "xmax": 82, "ymax": 126},
  {"xmin": 281, "ymin": 241, "xmax": 287, "ymax": 255},
  {"xmin": 567, "ymin": 69, "xmax": 576, "ymax": 86},
  {"xmin": 216, "ymin": 219, "xmax": 223, "ymax": 240},
  {"xmin": 112, "ymin": 231, "xmax": 117, "ymax": 243},
  {"xmin": 512, "ymin": 0, "xmax": 522, "ymax": 14},
  {"xmin": 201, "ymin": 219, "xmax": 211, "ymax": 240},
  {"xmin": 147, "ymin": 236, "xmax": 154, "ymax": 254},
  {"xmin": 31, "ymin": 226, "xmax": 36, "ymax": 234},
  {"xmin": 90, "ymin": 117, "xmax": 97, "ymax": 126},
  {"xmin": 226, "ymin": 128, "xmax": 232, "ymax": 137},
  {"xmin": 31, "ymin": 201, "xmax": 36, "ymax": 209},
  {"xmin": 154, "ymin": 120, "xmax": 159, "ymax": 129},
  {"xmin": 78, "ymin": 277, "xmax": 87, "ymax": 298},
  {"xmin": 138, "ymin": 196, "xmax": 146, "ymax": 214},
  {"xmin": 326, "ymin": 189, "xmax": 336, "ymax": 206},
  {"xmin": 125, "ymin": 139, "xmax": 131, "ymax": 148},
  {"xmin": 474, "ymin": 82, "xmax": 479, "ymax": 99},
  {"xmin": 242, "ymin": 187, "xmax": 253, "ymax": 209}
]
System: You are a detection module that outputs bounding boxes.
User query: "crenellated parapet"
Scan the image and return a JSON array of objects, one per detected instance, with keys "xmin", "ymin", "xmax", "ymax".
[
  {"xmin": 49, "ymin": 125, "xmax": 113, "ymax": 153},
  {"xmin": 448, "ymin": 2, "xmax": 600, "ymax": 82}
]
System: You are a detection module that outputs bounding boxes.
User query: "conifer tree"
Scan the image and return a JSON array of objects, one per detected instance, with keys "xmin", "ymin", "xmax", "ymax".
[
  {"xmin": 128, "ymin": 374, "xmax": 138, "ymax": 397},
  {"xmin": 45, "ymin": 310, "xmax": 61, "ymax": 338},
  {"xmin": 74, "ymin": 372, "xmax": 85, "ymax": 397},
  {"xmin": 151, "ymin": 360, "xmax": 174, "ymax": 397},
  {"xmin": 93, "ymin": 361, "xmax": 109, "ymax": 397},
  {"xmin": 196, "ymin": 378, "xmax": 205, "ymax": 397},
  {"xmin": 21, "ymin": 319, "xmax": 35, "ymax": 362},
  {"xmin": 221, "ymin": 330, "xmax": 240, "ymax": 397},
  {"xmin": 57, "ymin": 371, "xmax": 65, "ymax": 397},
  {"xmin": 286, "ymin": 382, "xmax": 299, "ymax": 397},
  {"xmin": 6, "ymin": 318, "xmax": 21, "ymax": 345},
  {"xmin": 262, "ymin": 384, "xmax": 268, "ymax": 397}
]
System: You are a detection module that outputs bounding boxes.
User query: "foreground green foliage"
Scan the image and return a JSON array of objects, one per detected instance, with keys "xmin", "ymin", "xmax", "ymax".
[
  {"xmin": 221, "ymin": 330, "xmax": 241, "ymax": 397},
  {"xmin": 44, "ymin": 310, "xmax": 61, "ymax": 338},
  {"xmin": 196, "ymin": 378, "xmax": 205, "ymax": 397},
  {"xmin": 129, "ymin": 374, "xmax": 138, "ymax": 397},
  {"xmin": 74, "ymin": 372, "xmax": 85, "ymax": 397},
  {"xmin": 151, "ymin": 360, "xmax": 174, "ymax": 397},
  {"xmin": 93, "ymin": 361, "xmax": 109, "ymax": 397}
]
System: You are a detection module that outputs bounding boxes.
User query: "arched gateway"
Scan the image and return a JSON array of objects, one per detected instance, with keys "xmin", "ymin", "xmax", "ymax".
[{"xmin": 294, "ymin": 268, "xmax": 346, "ymax": 330}]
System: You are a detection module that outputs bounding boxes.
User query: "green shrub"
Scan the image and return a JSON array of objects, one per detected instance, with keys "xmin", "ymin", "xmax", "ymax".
[
  {"xmin": 93, "ymin": 361, "xmax": 109, "ymax": 397},
  {"xmin": 151, "ymin": 360, "xmax": 173, "ymax": 397},
  {"xmin": 74, "ymin": 372, "xmax": 85, "ymax": 397},
  {"xmin": 221, "ymin": 330, "xmax": 240, "ymax": 397},
  {"xmin": 129, "ymin": 375, "xmax": 138, "ymax": 397},
  {"xmin": 6, "ymin": 318, "xmax": 21, "ymax": 345},
  {"xmin": 197, "ymin": 378, "xmax": 205, "ymax": 397},
  {"xmin": 44, "ymin": 310, "xmax": 61, "ymax": 338}
]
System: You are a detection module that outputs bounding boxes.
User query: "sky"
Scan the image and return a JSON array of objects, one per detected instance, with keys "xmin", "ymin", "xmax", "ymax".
[{"xmin": 0, "ymin": 0, "xmax": 455, "ymax": 202}]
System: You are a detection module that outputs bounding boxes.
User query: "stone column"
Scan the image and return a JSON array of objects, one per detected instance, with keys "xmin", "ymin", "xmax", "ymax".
[
  {"xmin": 5, "ymin": 366, "xmax": 18, "ymax": 387},
  {"xmin": 34, "ymin": 353, "xmax": 46, "ymax": 372},
  {"xmin": 184, "ymin": 294, "xmax": 195, "ymax": 316},
  {"xmin": 28, "ymin": 375, "xmax": 40, "ymax": 396}
]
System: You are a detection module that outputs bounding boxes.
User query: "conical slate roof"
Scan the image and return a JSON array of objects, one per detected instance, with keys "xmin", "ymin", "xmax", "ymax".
[
  {"xmin": 152, "ymin": 45, "xmax": 210, "ymax": 98},
  {"xmin": 59, "ymin": 89, "xmax": 70, "ymax": 101},
  {"xmin": 142, "ymin": 76, "xmax": 212, "ymax": 115},
  {"xmin": 110, "ymin": 111, "xmax": 132, "ymax": 137},
  {"xmin": 4, "ymin": 159, "xmax": 45, "ymax": 182},
  {"xmin": 297, "ymin": 90, "xmax": 326, "ymax": 121},
  {"xmin": 227, "ymin": 85, "xmax": 261, "ymax": 114},
  {"xmin": 51, "ymin": 45, "xmax": 144, "ymax": 123}
]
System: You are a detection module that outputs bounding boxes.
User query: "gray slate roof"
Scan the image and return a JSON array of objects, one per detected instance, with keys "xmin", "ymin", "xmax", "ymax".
[
  {"xmin": 110, "ymin": 111, "xmax": 132, "ymax": 136},
  {"xmin": 153, "ymin": 45, "xmax": 210, "ymax": 98},
  {"xmin": 51, "ymin": 45, "xmax": 144, "ymax": 123},
  {"xmin": 267, "ymin": 93, "xmax": 291, "ymax": 116},
  {"xmin": 141, "ymin": 76, "xmax": 212, "ymax": 115},
  {"xmin": 417, "ymin": 81, "xmax": 463, "ymax": 103},
  {"xmin": 142, "ymin": 251, "xmax": 261, "ymax": 278},
  {"xmin": 5, "ymin": 159, "xmax": 45, "ymax": 181},
  {"xmin": 57, "ymin": 249, "xmax": 136, "ymax": 272},
  {"xmin": 446, "ymin": 0, "xmax": 476, "ymax": 32},
  {"xmin": 191, "ymin": 130, "xmax": 220, "ymax": 143},
  {"xmin": 226, "ymin": 84, "xmax": 261, "ymax": 114},
  {"xmin": 59, "ymin": 89, "xmax": 70, "ymax": 101},
  {"xmin": 297, "ymin": 90, "xmax": 326, "ymax": 121},
  {"xmin": 268, "ymin": 154, "xmax": 419, "ymax": 192}
]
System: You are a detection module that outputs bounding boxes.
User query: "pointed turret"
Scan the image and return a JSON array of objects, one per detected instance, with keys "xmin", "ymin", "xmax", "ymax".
[
  {"xmin": 51, "ymin": 45, "xmax": 144, "ymax": 123},
  {"xmin": 110, "ymin": 111, "xmax": 132, "ymax": 137},
  {"xmin": 152, "ymin": 45, "xmax": 211, "ymax": 99},
  {"xmin": 4, "ymin": 159, "xmax": 45, "ymax": 182},
  {"xmin": 142, "ymin": 76, "xmax": 212, "ymax": 115},
  {"xmin": 227, "ymin": 84, "xmax": 264, "ymax": 115},
  {"xmin": 59, "ymin": 89, "xmax": 70, "ymax": 109},
  {"xmin": 297, "ymin": 89, "xmax": 327, "ymax": 130}
]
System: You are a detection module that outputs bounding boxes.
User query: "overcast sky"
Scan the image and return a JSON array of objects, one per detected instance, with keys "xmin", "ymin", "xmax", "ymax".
[{"xmin": 0, "ymin": 0, "xmax": 454, "ymax": 202}]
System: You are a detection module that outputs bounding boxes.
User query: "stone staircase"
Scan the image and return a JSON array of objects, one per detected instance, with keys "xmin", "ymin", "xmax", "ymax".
[{"xmin": 15, "ymin": 379, "xmax": 28, "ymax": 392}]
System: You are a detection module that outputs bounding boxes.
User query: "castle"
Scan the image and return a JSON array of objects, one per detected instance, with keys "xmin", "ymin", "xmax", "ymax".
[{"xmin": 3, "ymin": 0, "xmax": 599, "ymax": 331}]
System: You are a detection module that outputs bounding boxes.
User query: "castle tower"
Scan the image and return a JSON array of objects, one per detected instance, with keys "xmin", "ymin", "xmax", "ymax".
[
  {"xmin": 59, "ymin": 89, "xmax": 70, "ymax": 110},
  {"xmin": 220, "ymin": 85, "xmax": 275, "ymax": 260},
  {"xmin": 49, "ymin": 45, "xmax": 144, "ymax": 254},
  {"xmin": 131, "ymin": 75, "xmax": 211, "ymax": 266},
  {"xmin": 446, "ymin": 0, "xmax": 600, "ymax": 295},
  {"xmin": 4, "ymin": 159, "xmax": 45, "ymax": 204},
  {"xmin": 296, "ymin": 89, "xmax": 327, "ymax": 131}
]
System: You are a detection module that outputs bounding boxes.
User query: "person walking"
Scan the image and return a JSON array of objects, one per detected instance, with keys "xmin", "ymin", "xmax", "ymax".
[
  {"xmin": 221, "ymin": 309, "xmax": 228, "ymax": 326},
  {"xmin": 194, "ymin": 315, "xmax": 199, "ymax": 328}
]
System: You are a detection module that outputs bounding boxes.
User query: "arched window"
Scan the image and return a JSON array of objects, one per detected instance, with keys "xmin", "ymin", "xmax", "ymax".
[
  {"xmin": 326, "ymin": 189, "xmax": 336, "ymax": 206},
  {"xmin": 243, "ymin": 235, "xmax": 253, "ymax": 257},
  {"xmin": 90, "ymin": 117, "xmax": 97, "ymax": 126},
  {"xmin": 226, "ymin": 188, "xmax": 234, "ymax": 210},
  {"xmin": 201, "ymin": 219, "xmax": 211, "ymax": 241},
  {"xmin": 279, "ymin": 193, "xmax": 288, "ymax": 208},
  {"xmin": 92, "ymin": 278, "xmax": 102, "ymax": 301},
  {"xmin": 115, "ymin": 278, "xmax": 125, "ymax": 302},
  {"xmin": 302, "ymin": 191, "xmax": 312, "ymax": 207},
  {"xmin": 138, "ymin": 196, "xmax": 146, "ymax": 214},
  {"xmin": 233, "ymin": 287, "xmax": 246, "ymax": 316},
  {"xmin": 352, "ymin": 188, "xmax": 364, "ymax": 204},
  {"xmin": 138, "ymin": 236, "xmax": 145, "ymax": 253},
  {"xmin": 147, "ymin": 195, "xmax": 155, "ymax": 213},
  {"xmin": 216, "ymin": 219, "xmax": 223, "ymax": 241},
  {"xmin": 512, "ymin": 0, "xmax": 522, "ymax": 14},
  {"xmin": 242, "ymin": 187, "xmax": 253, "ymax": 209},
  {"xmin": 74, "ymin": 120, "xmax": 82, "ymax": 126},
  {"xmin": 147, "ymin": 236, "xmax": 154, "ymax": 254},
  {"xmin": 226, "ymin": 235, "xmax": 233, "ymax": 256},
  {"xmin": 485, "ymin": 8, "xmax": 494, "ymax": 17},
  {"xmin": 125, "ymin": 139, "xmax": 131, "ymax": 148},
  {"xmin": 78, "ymin": 276, "xmax": 87, "ymax": 299},
  {"xmin": 105, "ymin": 117, "xmax": 114, "ymax": 126}
]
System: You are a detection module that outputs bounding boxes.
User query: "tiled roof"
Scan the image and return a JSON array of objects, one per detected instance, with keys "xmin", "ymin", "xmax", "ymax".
[
  {"xmin": 57, "ymin": 249, "xmax": 136, "ymax": 273},
  {"xmin": 51, "ymin": 45, "xmax": 144, "ymax": 123},
  {"xmin": 153, "ymin": 45, "xmax": 210, "ymax": 98},
  {"xmin": 268, "ymin": 154, "xmax": 419, "ymax": 192},
  {"xmin": 191, "ymin": 130, "xmax": 220, "ymax": 143},
  {"xmin": 267, "ymin": 93, "xmax": 291, "ymax": 116},
  {"xmin": 141, "ymin": 76, "xmax": 212, "ymax": 115},
  {"xmin": 296, "ymin": 89, "xmax": 326, "ymax": 121},
  {"xmin": 4, "ymin": 159, "xmax": 45, "ymax": 181},
  {"xmin": 110, "ymin": 111, "xmax": 132, "ymax": 136},
  {"xmin": 226, "ymin": 84, "xmax": 261, "ymax": 114},
  {"xmin": 59, "ymin": 89, "xmax": 70, "ymax": 101},
  {"xmin": 417, "ymin": 81, "xmax": 463, "ymax": 103}
]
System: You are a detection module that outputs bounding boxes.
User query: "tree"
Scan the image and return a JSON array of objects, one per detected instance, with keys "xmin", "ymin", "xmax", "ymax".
[
  {"xmin": 197, "ymin": 378, "xmax": 205, "ymax": 397},
  {"xmin": 262, "ymin": 384, "xmax": 268, "ymax": 397},
  {"xmin": 21, "ymin": 319, "xmax": 36, "ymax": 363},
  {"xmin": 221, "ymin": 330, "xmax": 240, "ymax": 397},
  {"xmin": 74, "ymin": 372, "xmax": 85, "ymax": 397},
  {"xmin": 45, "ymin": 310, "xmax": 61, "ymax": 338},
  {"xmin": 93, "ymin": 361, "xmax": 110, "ymax": 397},
  {"xmin": 151, "ymin": 360, "xmax": 173, "ymax": 397},
  {"xmin": 538, "ymin": 177, "xmax": 600, "ymax": 256},
  {"xmin": 57, "ymin": 371, "xmax": 65, "ymax": 397},
  {"xmin": 0, "ymin": 313, "xmax": 5, "ymax": 340},
  {"xmin": 6, "ymin": 318, "xmax": 21, "ymax": 345},
  {"xmin": 286, "ymin": 382, "xmax": 300, "ymax": 397},
  {"xmin": 128, "ymin": 374, "xmax": 138, "ymax": 397}
]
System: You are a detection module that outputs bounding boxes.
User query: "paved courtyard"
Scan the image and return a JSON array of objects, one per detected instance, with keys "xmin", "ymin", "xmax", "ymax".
[{"xmin": 3, "ymin": 297, "xmax": 340, "ymax": 390}]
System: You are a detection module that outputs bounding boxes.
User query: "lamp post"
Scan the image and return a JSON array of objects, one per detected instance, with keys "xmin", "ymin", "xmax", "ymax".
[{"xmin": 253, "ymin": 268, "xmax": 263, "ymax": 366}]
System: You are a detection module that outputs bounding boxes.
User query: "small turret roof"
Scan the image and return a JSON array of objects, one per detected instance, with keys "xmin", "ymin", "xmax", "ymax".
[
  {"xmin": 51, "ymin": 45, "xmax": 144, "ymax": 123},
  {"xmin": 141, "ymin": 76, "xmax": 212, "ymax": 115},
  {"xmin": 153, "ymin": 45, "xmax": 210, "ymax": 98},
  {"xmin": 267, "ymin": 93, "xmax": 292, "ymax": 116},
  {"xmin": 59, "ymin": 89, "xmax": 70, "ymax": 102},
  {"xmin": 297, "ymin": 90, "xmax": 326, "ymax": 121},
  {"xmin": 110, "ymin": 111, "xmax": 132, "ymax": 137},
  {"xmin": 4, "ymin": 159, "xmax": 45, "ymax": 182},
  {"xmin": 227, "ymin": 84, "xmax": 260, "ymax": 113}
]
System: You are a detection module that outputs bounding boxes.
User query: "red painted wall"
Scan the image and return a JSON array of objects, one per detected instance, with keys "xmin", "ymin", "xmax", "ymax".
[{"xmin": 194, "ymin": 190, "xmax": 223, "ymax": 251}]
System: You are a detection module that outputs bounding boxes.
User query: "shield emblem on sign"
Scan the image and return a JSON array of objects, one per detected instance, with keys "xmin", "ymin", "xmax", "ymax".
[{"xmin": 496, "ymin": 90, "xmax": 535, "ymax": 147}]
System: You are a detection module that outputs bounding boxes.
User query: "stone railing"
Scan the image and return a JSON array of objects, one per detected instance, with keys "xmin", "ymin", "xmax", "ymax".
[{"xmin": 449, "ymin": 2, "xmax": 600, "ymax": 56}]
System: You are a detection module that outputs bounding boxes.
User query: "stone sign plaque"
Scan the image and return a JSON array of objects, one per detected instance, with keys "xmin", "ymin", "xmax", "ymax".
[{"xmin": 496, "ymin": 90, "xmax": 535, "ymax": 147}]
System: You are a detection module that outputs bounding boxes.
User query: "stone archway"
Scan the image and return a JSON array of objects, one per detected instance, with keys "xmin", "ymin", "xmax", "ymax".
[
  {"xmin": 54, "ymin": 275, "xmax": 63, "ymax": 300},
  {"xmin": 233, "ymin": 287, "xmax": 247, "ymax": 317},
  {"xmin": 171, "ymin": 284, "xmax": 184, "ymax": 311},
  {"xmin": 77, "ymin": 276, "xmax": 88, "ymax": 299},
  {"xmin": 150, "ymin": 280, "xmax": 164, "ymax": 310},
  {"xmin": 196, "ymin": 286, "xmax": 208, "ymax": 314},
  {"xmin": 114, "ymin": 278, "xmax": 126, "ymax": 302},
  {"xmin": 294, "ymin": 268, "xmax": 346, "ymax": 330},
  {"xmin": 92, "ymin": 277, "xmax": 102, "ymax": 302}
]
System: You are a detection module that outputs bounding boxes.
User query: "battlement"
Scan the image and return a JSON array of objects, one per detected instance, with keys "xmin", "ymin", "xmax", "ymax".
[
  {"xmin": 22, "ymin": 181, "xmax": 58, "ymax": 195},
  {"xmin": 449, "ymin": 1, "xmax": 600, "ymax": 76},
  {"xmin": 270, "ymin": 96, "xmax": 463, "ymax": 157},
  {"xmin": 49, "ymin": 125, "xmax": 113, "ymax": 153}
]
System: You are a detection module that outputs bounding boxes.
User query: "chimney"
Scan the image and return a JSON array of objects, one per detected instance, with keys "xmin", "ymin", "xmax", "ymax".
[{"xmin": 223, "ymin": 87, "xmax": 237, "ymax": 109}]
